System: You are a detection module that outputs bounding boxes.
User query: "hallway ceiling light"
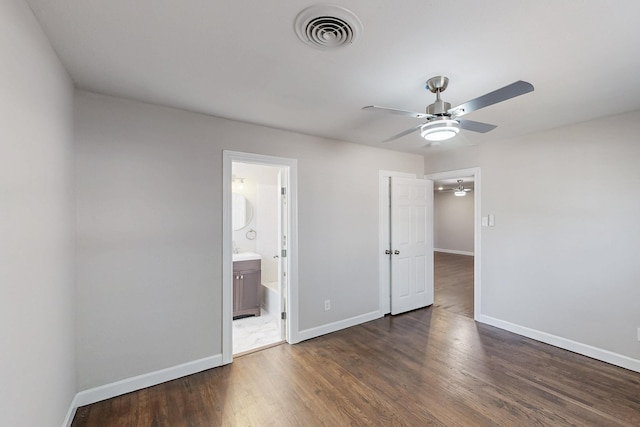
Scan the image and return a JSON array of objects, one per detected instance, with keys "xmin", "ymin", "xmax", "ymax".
[{"xmin": 453, "ymin": 179, "xmax": 469, "ymax": 196}]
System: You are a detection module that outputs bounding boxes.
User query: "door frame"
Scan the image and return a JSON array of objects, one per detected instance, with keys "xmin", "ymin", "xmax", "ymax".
[
  {"xmin": 222, "ymin": 151, "xmax": 299, "ymax": 364},
  {"xmin": 424, "ymin": 167, "xmax": 481, "ymax": 321}
]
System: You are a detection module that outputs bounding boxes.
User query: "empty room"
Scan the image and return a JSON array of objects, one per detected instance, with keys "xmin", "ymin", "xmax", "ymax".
[{"xmin": 2, "ymin": 1, "xmax": 640, "ymax": 426}]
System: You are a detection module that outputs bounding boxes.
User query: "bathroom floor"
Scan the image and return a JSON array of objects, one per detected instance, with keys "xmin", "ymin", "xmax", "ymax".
[{"xmin": 232, "ymin": 308, "xmax": 282, "ymax": 355}]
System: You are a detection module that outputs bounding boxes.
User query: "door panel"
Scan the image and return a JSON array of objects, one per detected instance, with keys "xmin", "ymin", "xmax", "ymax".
[
  {"xmin": 415, "ymin": 255, "xmax": 426, "ymax": 293},
  {"xmin": 398, "ymin": 206, "xmax": 411, "ymax": 244},
  {"xmin": 390, "ymin": 177, "xmax": 434, "ymax": 315},
  {"xmin": 398, "ymin": 257, "xmax": 410, "ymax": 297}
]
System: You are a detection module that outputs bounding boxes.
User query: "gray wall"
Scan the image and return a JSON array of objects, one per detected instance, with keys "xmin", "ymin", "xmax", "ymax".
[
  {"xmin": 0, "ymin": 0, "xmax": 76, "ymax": 425},
  {"xmin": 425, "ymin": 111, "xmax": 640, "ymax": 363},
  {"xmin": 434, "ymin": 190, "xmax": 474, "ymax": 253},
  {"xmin": 75, "ymin": 91, "xmax": 424, "ymax": 390}
]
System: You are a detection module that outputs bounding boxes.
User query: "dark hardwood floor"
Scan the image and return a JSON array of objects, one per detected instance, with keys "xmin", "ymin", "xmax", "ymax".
[
  {"xmin": 434, "ymin": 251, "xmax": 474, "ymax": 318},
  {"xmin": 72, "ymin": 254, "xmax": 640, "ymax": 426}
]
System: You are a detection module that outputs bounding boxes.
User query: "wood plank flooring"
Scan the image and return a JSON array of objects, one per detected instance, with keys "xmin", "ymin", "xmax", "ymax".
[
  {"xmin": 434, "ymin": 251, "xmax": 474, "ymax": 318},
  {"xmin": 72, "ymin": 254, "xmax": 640, "ymax": 426}
]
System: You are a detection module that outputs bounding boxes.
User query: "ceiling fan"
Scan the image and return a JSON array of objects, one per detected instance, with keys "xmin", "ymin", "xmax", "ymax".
[
  {"xmin": 363, "ymin": 76, "xmax": 534, "ymax": 143},
  {"xmin": 441, "ymin": 179, "xmax": 472, "ymax": 196}
]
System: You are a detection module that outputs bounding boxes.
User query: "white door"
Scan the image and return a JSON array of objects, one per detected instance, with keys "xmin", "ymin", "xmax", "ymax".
[
  {"xmin": 390, "ymin": 177, "xmax": 434, "ymax": 315},
  {"xmin": 277, "ymin": 169, "xmax": 288, "ymax": 339}
]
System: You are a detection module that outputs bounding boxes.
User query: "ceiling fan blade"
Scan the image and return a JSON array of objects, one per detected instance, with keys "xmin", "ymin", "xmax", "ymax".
[
  {"xmin": 448, "ymin": 80, "xmax": 534, "ymax": 118},
  {"xmin": 363, "ymin": 105, "xmax": 432, "ymax": 119},
  {"xmin": 383, "ymin": 123, "xmax": 424, "ymax": 143},
  {"xmin": 458, "ymin": 119, "xmax": 497, "ymax": 133}
]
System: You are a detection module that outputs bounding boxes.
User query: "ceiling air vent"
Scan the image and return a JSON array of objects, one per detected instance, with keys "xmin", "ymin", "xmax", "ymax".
[{"xmin": 294, "ymin": 4, "xmax": 362, "ymax": 49}]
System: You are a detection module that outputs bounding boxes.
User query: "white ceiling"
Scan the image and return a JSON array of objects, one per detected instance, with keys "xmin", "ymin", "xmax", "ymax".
[{"xmin": 25, "ymin": 0, "xmax": 640, "ymax": 154}]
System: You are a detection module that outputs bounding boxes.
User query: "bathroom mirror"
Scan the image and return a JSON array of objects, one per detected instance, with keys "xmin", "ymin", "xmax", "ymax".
[{"xmin": 232, "ymin": 192, "xmax": 253, "ymax": 230}]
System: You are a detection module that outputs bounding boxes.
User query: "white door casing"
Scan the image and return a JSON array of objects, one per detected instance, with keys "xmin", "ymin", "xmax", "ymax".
[
  {"xmin": 277, "ymin": 169, "xmax": 288, "ymax": 339},
  {"xmin": 390, "ymin": 177, "xmax": 434, "ymax": 315}
]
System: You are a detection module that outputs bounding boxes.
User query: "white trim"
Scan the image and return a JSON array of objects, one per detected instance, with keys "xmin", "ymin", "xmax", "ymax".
[
  {"xmin": 62, "ymin": 394, "xmax": 80, "ymax": 427},
  {"xmin": 297, "ymin": 310, "xmax": 383, "ymax": 343},
  {"xmin": 72, "ymin": 354, "xmax": 223, "ymax": 411},
  {"xmin": 222, "ymin": 151, "xmax": 300, "ymax": 359},
  {"xmin": 478, "ymin": 315, "xmax": 640, "ymax": 374},
  {"xmin": 222, "ymin": 155, "xmax": 232, "ymax": 364},
  {"xmin": 378, "ymin": 170, "xmax": 417, "ymax": 315},
  {"xmin": 425, "ymin": 167, "xmax": 481, "ymax": 321},
  {"xmin": 434, "ymin": 248, "xmax": 474, "ymax": 256}
]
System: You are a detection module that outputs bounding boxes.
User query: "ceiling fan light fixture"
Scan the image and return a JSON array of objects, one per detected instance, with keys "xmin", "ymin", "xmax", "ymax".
[
  {"xmin": 420, "ymin": 119, "xmax": 460, "ymax": 141},
  {"xmin": 453, "ymin": 179, "xmax": 468, "ymax": 196}
]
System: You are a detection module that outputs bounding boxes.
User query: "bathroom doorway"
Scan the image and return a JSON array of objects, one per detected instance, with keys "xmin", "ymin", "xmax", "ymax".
[
  {"xmin": 231, "ymin": 162, "xmax": 283, "ymax": 354},
  {"xmin": 222, "ymin": 151, "xmax": 298, "ymax": 363}
]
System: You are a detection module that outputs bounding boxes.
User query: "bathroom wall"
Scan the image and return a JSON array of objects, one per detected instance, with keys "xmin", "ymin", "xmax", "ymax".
[
  {"xmin": 232, "ymin": 163, "xmax": 280, "ymax": 270},
  {"xmin": 256, "ymin": 182, "xmax": 279, "ymax": 284}
]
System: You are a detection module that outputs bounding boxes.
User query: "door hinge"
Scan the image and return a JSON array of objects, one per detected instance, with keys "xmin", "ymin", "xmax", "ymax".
[
  {"xmin": 281, "ymin": 311, "xmax": 286, "ymax": 320},
  {"xmin": 281, "ymin": 249, "xmax": 287, "ymax": 258},
  {"xmin": 281, "ymin": 187, "xmax": 286, "ymax": 195}
]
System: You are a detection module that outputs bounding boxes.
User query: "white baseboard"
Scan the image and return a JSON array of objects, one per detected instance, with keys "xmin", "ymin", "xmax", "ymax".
[
  {"xmin": 434, "ymin": 248, "xmax": 474, "ymax": 256},
  {"xmin": 62, "ymin": 394, "xmax": 80, "ymax": 427},
  {"xmin": 477, "ymin": 314, "xmax": 640, "ymax": 373},
  {"xmin": 297, "ymin": 310, "xmax": 382, "ymax": 343},
  {"xmin": 64, "ymin": 354, "xmax": 224, "ymax": 426}
]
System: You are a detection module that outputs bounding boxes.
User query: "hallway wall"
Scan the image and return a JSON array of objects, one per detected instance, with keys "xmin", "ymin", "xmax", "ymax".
[{"xmin": 433, "ymin": 190, "xmax": 474, "ymax": 254}]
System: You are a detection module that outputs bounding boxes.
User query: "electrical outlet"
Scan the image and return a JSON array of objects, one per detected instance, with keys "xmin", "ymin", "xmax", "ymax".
[{"xmin": 324, "ymin": 300, "xmax": 331, "ymax": 311}]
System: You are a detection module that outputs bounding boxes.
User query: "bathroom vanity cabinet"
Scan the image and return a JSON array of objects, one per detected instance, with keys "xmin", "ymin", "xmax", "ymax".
[{"xmin": 233, "ymin": 259, "xmax": 261, "ymax": 319}]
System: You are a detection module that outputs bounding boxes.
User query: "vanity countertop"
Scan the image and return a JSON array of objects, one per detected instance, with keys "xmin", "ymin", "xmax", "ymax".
[{"xmin": 233, "ymin": 252, "xmax": 261, "ymax": 262}]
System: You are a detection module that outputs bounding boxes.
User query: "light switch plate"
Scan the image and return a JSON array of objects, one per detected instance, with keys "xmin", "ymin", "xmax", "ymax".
[
  {"xmin": 481, "ymin": 216, "xmax": 489, "ymax": 227},
  {"xmin": 488, "ymin": 214, "xmax": 495, "ymax": 227}
]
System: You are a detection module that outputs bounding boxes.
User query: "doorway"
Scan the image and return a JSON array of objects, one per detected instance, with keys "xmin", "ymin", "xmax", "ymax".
[
  {"xmin": 425, "ymin": 168, "xmax": 481, "ymax": 320},
  {"xmin": 432, "ymin": 175, "xmax": 475, "ymax": 318},
  {"xmin": 222, "ymin": 151, "xmax": 299, "ymax": 364},
  {"xmin": 231, "ymin": 162, "xmax": 283, "ymax": 355},
  {"xmin": 379, "ymin": 168, "xmax": 481, "ymax": 320}
]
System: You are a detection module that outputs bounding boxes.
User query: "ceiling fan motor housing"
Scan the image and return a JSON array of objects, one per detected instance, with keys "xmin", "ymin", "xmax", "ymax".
[
  {"xmin": 426, "ymin": 76, "xmax": 452, "ymax": 115},
  {"xmin": 427, "ymin": 99, "xmax": 451, "ymax": 115}
]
